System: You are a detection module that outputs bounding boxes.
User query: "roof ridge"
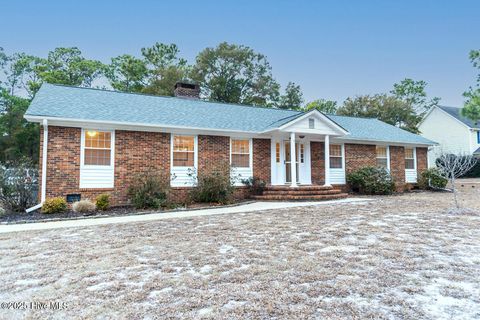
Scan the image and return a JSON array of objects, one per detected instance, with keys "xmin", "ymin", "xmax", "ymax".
[{"xmin": 41, "ymin": 83, "xmax": 305, "ymax": 114}]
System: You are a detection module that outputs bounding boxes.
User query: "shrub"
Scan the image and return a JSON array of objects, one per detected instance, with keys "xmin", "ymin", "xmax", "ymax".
[
  {"xmin": 95, "ymin": 194, "xmax": 110, "ymax": 211},
  {"xmin": 0, "ymin": 158, "xmax": 38, "ymax": 213},
  {"xmin": 190, "ymin": 162, "xmax": 234, "ymax": 204},
  {"xmin": 241, "ymin": 176, "xmax": 266, "ymax": 195},
  {"xmin": 418, "ymin": 168, "xmax": 448, "ymax": 190},
  {"xmin": 347, "ymin": 166, "xmax": 395, "ymax": 195},
  {"xmin": 72, "ymin": 199, "xmax": 96, "ymax": 213},
  {"xmin": 128, "ymin": 171, "xmax": 170, "ymax": 209},
  {"xmin": 41, "ymin": 197, "xmax": 67, "ymax": 214}
]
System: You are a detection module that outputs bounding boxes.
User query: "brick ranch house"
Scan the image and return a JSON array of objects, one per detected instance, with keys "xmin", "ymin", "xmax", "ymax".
[{"xmin": 24, "ymin": 82, "xmax": 436, "ymax": 208}]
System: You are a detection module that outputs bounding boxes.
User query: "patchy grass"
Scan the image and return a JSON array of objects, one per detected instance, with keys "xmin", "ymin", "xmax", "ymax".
[{"xmin": 0, "ymin": 186, "xmax": 479, "ymax": 319}]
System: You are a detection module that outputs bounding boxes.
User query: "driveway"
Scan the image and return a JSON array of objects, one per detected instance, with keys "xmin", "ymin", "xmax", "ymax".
[{"xmin": 1, "ymin": 187, "xmax": 479, "ymax": 319}]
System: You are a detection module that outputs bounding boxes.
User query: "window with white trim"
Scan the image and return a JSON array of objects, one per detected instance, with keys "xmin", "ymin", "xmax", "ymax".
[
  {"xmin": 300, "ymin": 144, "xmax": 305, "ymax": 163},
  {"xmin": 173, "ymin": 135, "xmax": 195, "ymax": 167},
  {"xmin": 84, "ymin": 130, "xmax": 112, "ymax": 166},
  {"xmin": 405, "ymin": 148, "xmax": 415, "ymax": 169},
  {"xmin": 231, "ymin": 139, "xmax": 250, "ymax": 168},
  {"xmin": 329, "ymin": 144, "xmax": 343, "ymax": 168},
  {"xmin": 376, "ymin": 146, "xmax": 388, "ymax": 169}
]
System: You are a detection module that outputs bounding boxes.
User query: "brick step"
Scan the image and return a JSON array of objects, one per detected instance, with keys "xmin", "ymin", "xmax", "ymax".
[
  {"xmin": 251, "ymin": 193, "xmax": 349, "ymax": 201},
  {"xmin": 264, "ymin": 185, "xmax": 334, "ymax": 191},
  {"xmin": 262, "ymin": 189, "xmax": 343, "ymax": 196}
]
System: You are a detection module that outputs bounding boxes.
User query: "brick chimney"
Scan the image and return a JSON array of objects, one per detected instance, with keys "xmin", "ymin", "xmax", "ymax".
[{"xmin": 174, "ymin": 80, "xmax": 200, "ymax": 99}]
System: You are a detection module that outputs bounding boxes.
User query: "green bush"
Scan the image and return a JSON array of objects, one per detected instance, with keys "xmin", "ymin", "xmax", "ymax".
[
  {"xmin": 418, "ymin": 168, "xmax": 448, "ymax": 190},
  {"xmin": 190, "ymin": 163, "xmax": 234, "ymax": 204},
  {"xmin": 128, "ymin": 171, "xmax": 170, "ymax": 209},
  {"xmin": 347, "ymin": 166, "xmax": 395, "ymax": 195},
  {"xmin": 95, "ymin": 194, "xmax": 110, "ymax": 211},
  {"xmin": 41, "ymin": 197, "xmax": 67, "ymax": 214},
  {"xmin": 241, "ymin": 176, "xmax": 266, "ymax": 195}
]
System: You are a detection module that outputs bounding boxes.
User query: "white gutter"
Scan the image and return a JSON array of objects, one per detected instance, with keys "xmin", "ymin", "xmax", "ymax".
[{"xmin": 26, "ymin": 119, "xmax": 48, "ymax": 213}]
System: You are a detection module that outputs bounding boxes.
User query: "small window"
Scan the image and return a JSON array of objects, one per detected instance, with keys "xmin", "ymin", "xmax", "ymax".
[
  {"xmin": 84, "ymin": 130, "xmax": 112, "ymax": 166},
  {"xmin": 231, "ymin": 139, "xmax": 250, "ymax": 168},
  {"xmin": 275, "ymin": 142, "xmax": 280, "ymax": 163},
  {"xmin": 376, "ymin": 146, "xmax": 388, "ymax": 169},
  {"xmin": 300, "ymin": 144, "xmax": 305, "ymax": 163},
  {"xmin": 329, "ymin": 144, "xmax": 343, "ymax": 168},
  {"xmin": 309, "ymin": 118, "xmax": 315, "ymax": 129},
  {"xmin": 405, "ymin": 148, "xmax": 415, "ymax": 169},
  {"xmin": 173, "ymin": 135, "xmax": 195, "ymax": 167}
]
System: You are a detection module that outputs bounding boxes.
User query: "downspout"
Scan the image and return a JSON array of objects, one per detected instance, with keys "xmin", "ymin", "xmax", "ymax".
[{"xmin": 26, "ymin": 119, "xmax": 48, "ymax": 213}]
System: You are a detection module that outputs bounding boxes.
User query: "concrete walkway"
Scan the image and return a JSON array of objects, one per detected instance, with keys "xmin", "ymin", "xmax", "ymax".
[{"xmin": 0, "ymin": 198, "xmax": 373, "ymax": 234}]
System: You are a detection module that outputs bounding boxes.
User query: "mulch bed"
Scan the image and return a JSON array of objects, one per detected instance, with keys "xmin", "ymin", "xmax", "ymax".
[{"xmin": 0, "ymin": 200, "xmax": 253, "ymax": 224}]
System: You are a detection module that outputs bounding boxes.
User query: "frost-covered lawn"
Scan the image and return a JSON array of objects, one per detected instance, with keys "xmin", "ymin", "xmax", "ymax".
[{"xmin": 1, "ymin": 187, "xmax": 479, "ymax": 319}]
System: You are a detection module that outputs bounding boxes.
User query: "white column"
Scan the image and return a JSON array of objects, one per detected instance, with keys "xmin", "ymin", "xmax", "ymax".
[
  {"xmin": 290, "ymin": 132, "xmax": 297, "ymax": 187},
  {"xmin": 324, "ymin": 135, "xmax": 331, "ymax": 186}
]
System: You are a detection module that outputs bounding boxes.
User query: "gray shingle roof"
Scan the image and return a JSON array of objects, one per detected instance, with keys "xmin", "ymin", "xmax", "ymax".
[
  {"xmin": 438, "ymin": 105, "xmax": 480, "ymax": 129},
  {"xmin": 25, "ymin": 84, "xmax": 435, "ymax": 145},
  {"xmin": 328, "ymin": 115, "xmax": 435, "ymax": 145}
]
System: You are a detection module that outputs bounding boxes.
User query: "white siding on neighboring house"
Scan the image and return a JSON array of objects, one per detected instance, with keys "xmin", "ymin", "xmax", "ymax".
[
  {"xmin": 79, "ymin": 129, "xmax": 115, "ymax": 189},
  {"xmin": 419, "ymin": 107, "xmax": 471, "ymax": 167},
  {"xmin": 469, "ymin": 130, "xmax": 480, "ymax": 154}
]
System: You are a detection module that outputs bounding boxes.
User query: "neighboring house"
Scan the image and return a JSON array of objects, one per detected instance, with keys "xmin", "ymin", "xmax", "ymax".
[
  {"xmin": 419, "ymin": 105, "xmax": 480, "ymax": 166},
  {"xmin": 24, "ymin": 82, "xmax": 435, "ymax": 207}
]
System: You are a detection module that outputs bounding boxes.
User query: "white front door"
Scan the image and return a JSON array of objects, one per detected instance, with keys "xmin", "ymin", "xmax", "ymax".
[
  {"xmin": 284, "ymin": 141, "xmax": 299, "ymax": 183},
  {"xmin": 270, "ymin": 139, "xmax": 311, "ymax": 185}
]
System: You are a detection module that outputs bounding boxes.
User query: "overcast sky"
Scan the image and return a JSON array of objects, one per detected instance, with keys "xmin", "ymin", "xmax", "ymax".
[{"xmin": 1, "ymin": 0, "xmax": 478, "ymax": 106}]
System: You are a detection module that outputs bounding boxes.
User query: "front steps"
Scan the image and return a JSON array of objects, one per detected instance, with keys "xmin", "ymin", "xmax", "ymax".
[{"xmin": 251, "ymin": 185, "xmax": 348, "ymax": 201}]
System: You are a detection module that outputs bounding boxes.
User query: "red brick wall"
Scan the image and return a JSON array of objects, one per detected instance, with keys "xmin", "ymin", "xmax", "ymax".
[
  {"xmin": 389, "ymin": 146, "xmax": 406, "ymax": 190},
  {"xmin": 113, "ymin": 130, "xmax": 170, "ymax": 204},
  {"xmin": 42, "ymin": 126, "xmax": 82, "ymax": 199},
  {"xmin": 310, "ymin": 141, "xmax": 325, "ymax": 185},
  {"xmin": 40, "ymin": 128, "xmax": 260, "ymax": 206},
  {"xmin": 344, "ymin": 143, "xmax": 376, "ymax": 173},
  {"xmin": 198, "ymin": 135, "xmax": 230, "ymax": 173},
  {"xmin": 252, "ymin": 138, "xmax": 271, "ymax": 184},
  {"xmin": 416, "ymin": 147, "xmax": 428, "ymax": 175}
]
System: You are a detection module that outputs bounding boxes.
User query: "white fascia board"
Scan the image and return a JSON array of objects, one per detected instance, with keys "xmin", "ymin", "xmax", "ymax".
[
  {"xmin": 24, "ymin": 115, "xmax": 260, "ymax": 138},
  {"xmin": 263, "ymin": 109, "xmax": 349, "ymax": 136}
]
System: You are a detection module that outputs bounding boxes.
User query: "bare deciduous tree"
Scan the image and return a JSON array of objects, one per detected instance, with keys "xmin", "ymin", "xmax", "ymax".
[{"xmin": 435, "ymin": 153, "xmax": 477, "ymax": 209}]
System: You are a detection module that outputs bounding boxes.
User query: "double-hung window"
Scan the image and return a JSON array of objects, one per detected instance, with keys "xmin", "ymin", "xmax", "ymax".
[
  {"xmin": 405, "ymin": 148, "xmax": 415, "ymax": 169},
  {"xmin": 231, "ymin": 139, "xmax": 251, "ymax": 168},
  {"xmin": 329, "ymin": 144, "xmax": 343, "ymax": 168},
  {"xmin": 376, "ymin": 146, "xmax": 389, "ymax": 169},
  {"xmin": 84, "ymin": 130, "xmax": 112, "ymax": 166},
  {"xmin": 173, "ymin": 135, "xmax": 195, "ymax": 167}
]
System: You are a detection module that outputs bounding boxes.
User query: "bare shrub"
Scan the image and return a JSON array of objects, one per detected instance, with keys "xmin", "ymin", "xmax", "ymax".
[
  {"xmin": 0, "ymin": 158, "xmax": 38, "ymax": 213},
  {"xmin": 72, "ymin": 199, "xmax": 96, "ymax": 213},
  {"xmin": 435, "ymin": 153, "xmax": 478, "ymax": 209}
]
